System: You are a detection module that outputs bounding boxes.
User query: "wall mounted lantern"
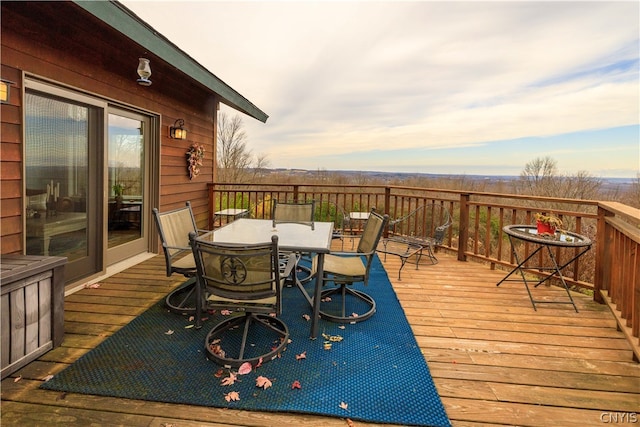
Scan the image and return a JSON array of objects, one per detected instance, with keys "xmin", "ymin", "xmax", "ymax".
[
  {"xmin": 169, "ymin": 119, "xmax": 187, "ymax": 139},
  {"xmin": 137, "ymin": 58, "xmax": 152, "ymax": 86},
  {"xmin": 0, "ymin": 80, "xmax": 12, "ymax": 103}
]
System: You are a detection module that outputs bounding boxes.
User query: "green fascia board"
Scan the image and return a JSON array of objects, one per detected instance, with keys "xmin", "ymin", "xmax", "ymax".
[{"xmin": 73, "ymin": 0, "xmax": 268, "ymax": 123}]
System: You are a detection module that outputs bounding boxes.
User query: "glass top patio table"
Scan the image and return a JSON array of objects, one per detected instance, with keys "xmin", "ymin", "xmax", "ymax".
[
  {"xmin": 503, "ymin": 225, "xmax": 592, "ymax": 248},
  {"xmin": 198, "ymin": 218, "xmax": 334, "ymax": 339},
  {"xmin": 498, "ymin": 224, "xmax": 592, "ymax": 312},
  {"xmin": 349, "ymin": 211, "xmax": 371, "ymax": 221},
  {"xmin": 212, "ymin": 208, "xmax": 250, "ymax": 228},
  {"xmin": 214, "ymin": 208, "xmax": 249, "ymax": 217}
]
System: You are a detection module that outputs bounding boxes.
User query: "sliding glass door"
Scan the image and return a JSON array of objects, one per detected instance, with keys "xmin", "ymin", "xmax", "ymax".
[
  {"xmin": 24, "ymin": 91, "xmax": 102, "ymax": 282},
  {"xmin": 24, "ymin": 80, "xmax": 155, "ymax": 284},
  {"xmin": 106, "ymin": 110, "xmax": 150, "ymax": 264}
]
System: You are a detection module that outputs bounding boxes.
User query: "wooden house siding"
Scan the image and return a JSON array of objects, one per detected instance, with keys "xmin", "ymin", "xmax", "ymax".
[
  {"xmin": 0, "ymin": 2, "xmax": 230, "ymax": 259},
  {"xmin": 0, "ymin": 66, "xmax": 23, "ymax": 255}
]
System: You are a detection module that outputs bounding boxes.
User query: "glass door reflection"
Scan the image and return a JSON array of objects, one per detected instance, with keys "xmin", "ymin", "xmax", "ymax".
[
  {"xmin": 107, "ymin": 113, "xmax": 145, "ymax": 251},
  {"xmin": 24, "ymin": 91, "xmax": 99, "ymax": 282}
]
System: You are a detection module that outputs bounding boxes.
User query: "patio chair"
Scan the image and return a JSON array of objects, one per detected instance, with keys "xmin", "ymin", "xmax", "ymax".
[
  {"xmin": 272, "ymin": 200, "xmax": 316, "ymax": 286},
  {"xmin": 190, "ymin": 233, "xmax": 294, "ymax": 368},
  {"xmin": 313, "ymin": 210, "xmax": 389, "ymax": 323},
  {"xmin": 152, "ymin": 201, "xmax": 209, "ymax": 314},
  {"xmin": 377, "ymin": 206, "xmax": 424, "ymax": 279},
  {"xmin": 383, "ymin": 203, "xmax": 452, "ymax": 264}
]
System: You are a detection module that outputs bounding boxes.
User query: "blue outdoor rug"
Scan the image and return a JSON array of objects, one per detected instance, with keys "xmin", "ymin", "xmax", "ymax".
[{"xmin": 41, "ymin": 255, "xmax": 450, "ymax": 427}]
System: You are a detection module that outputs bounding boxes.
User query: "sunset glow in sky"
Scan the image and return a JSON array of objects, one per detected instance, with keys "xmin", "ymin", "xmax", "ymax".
[{"xmin": 122, "ymin": 1, "xmax": 639, "ymax": 178}]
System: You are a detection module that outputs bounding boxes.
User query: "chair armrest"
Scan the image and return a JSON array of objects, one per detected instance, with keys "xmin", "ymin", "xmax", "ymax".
[
  {"xmin": 163, "ymin": 243, "xmax": 191, "ymax": 251},
  {"xmin": 280, "ymin": 252, "xmax": 297, "ymax": 278},
  {"xmin": 328, "ymin": 251, "xmax": 365, "ymax": 257}
]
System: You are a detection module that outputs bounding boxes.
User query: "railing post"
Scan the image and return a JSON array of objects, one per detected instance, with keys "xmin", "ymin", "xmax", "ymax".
[
  {"xmin": 293, "ymin": 185, "xmax": 299, "ymax": 202},
  {"xmin": 208, "ymin": 182, "xmax": 215, "ymax": 230},
  {"xmin": 383, "ymin": 187, "xmax": 391, "ymax": 237},
  {"xmin": 384, "ymin": 186, "xmax": 391, "ymax": 216},
  {"xmin": 594, "ymin": 205, "xmax": 608, "ymax": 304},
  {"xmin": 458, "ymin": 193, "xmax": 469, "ymax": 261}
]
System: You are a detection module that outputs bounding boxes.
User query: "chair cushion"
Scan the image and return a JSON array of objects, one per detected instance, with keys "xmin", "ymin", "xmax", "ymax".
[
  {"xmin": 172, "ymin": 253, "xmax": 196, "ymax": 270},
  {"xmin": 322, "ymin": 254, "xmax": 366, "ymax": 277}
]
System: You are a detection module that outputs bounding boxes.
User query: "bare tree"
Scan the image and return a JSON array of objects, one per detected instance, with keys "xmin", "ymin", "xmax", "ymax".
[
  {"xmin": 518, "ymin": 156, "xmax": 560, "ymax": 196},
  {"xmin": 216, "ymin": 112, "xmax": 269, "ymax": 182},
  {"xmin": 622, "ymin": 174, "xmax": 640, "ymax": 208},
  {"xmin": 560, "ymin": 170, "xmax": 602, "ymax": 200},
  {"xmin": 518, "ymin": 156, "xmax": 603, "ymax": 200}
]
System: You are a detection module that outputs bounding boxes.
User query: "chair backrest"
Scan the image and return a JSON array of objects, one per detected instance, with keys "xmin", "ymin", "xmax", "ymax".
[
  {"xmin": 190, "ymin": 233, "xmax": 282, "ymax": 314},
  {"xmin": 357, "ymin": 210, "xmax": 389, "ymax": 254},
  {"xmin": 153, "ymin": 201, "xmax": 198, "ymax": 276},
  {"xmin": 272, "ymin": 200, "xmax": 315, "ymax": 229},
  {"xmin": 353, "ymin": 210, "xmax": 389, "ymax": 285}
]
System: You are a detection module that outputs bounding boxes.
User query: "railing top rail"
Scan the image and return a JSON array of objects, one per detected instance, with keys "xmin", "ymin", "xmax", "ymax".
[
  {"xmin": 208, "ymin": 182, "xmax": 601, "ymax": 207},
  {"xmin": 599, "ymin": 201, "xmax": 640, "ymax": 225},
  {"xmin": 209, "ymin": 182, "xmax": 389, "ymax": 190}
]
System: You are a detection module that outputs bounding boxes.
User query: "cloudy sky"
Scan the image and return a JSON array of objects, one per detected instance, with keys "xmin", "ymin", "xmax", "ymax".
[{"xmin": 122, "ymin": 1, "xmax": 639, "ymax": 178}]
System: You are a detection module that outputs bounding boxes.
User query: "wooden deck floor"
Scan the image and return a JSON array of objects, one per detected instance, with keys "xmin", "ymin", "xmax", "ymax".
[{"xmin": 2, "ymin": 251, "xmax": 638, "ymax": 426}]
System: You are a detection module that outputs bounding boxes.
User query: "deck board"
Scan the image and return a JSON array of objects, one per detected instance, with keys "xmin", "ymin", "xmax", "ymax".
[{"xmin": 2, "ymin": 252, "xmax": 638, "ymax": 426}]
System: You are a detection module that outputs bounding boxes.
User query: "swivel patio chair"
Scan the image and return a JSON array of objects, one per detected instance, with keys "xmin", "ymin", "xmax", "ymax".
[
  {"xmin": 272, "ymin": 199, "xmax": 316, "ymax": 286},
  {"xmin": 190, "ymin": 233, "xmax": 294, "ymax": 368},
  {"xmin": 313, "ymin": 210, "xmax": 389, "ymax": 323},
  {"xmin": 152, "ymin": 201, "xmax": 209, "ymax": 315}
]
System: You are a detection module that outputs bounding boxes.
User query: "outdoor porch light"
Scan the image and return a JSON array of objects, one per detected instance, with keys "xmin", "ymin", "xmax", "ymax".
[
  {"xmin": 136, "ymin": 58, "xmax": 152, "ymax": 86},
  {"xmin": 169, "ymin": 119, "xmax": 187, "ymax": 139},
  {"xmin": 0, "ymin": 80, "xmax": 11, "ymax": 103}
]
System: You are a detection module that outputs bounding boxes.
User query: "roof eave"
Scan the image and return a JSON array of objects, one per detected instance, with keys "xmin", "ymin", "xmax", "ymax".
[{"xmin": 73, "ymin": 0, "xmax": 268, "ymax": 123}]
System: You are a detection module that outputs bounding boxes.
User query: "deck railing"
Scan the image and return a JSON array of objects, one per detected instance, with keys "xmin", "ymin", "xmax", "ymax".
[
  {"xmin": 208, "ymin": 182, "xmax": 639, "ymax": 357},
  {"xmin": 594, "ymin": 201, "xmax": 639, "ymax": 358}
]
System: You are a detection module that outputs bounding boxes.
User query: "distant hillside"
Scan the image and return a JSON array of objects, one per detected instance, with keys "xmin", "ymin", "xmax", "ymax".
[{"xmin": 267, "ymin": 168, "xmax": 635, "ymax": 186}]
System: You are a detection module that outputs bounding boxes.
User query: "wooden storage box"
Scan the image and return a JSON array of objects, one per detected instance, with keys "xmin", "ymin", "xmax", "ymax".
[{"xmin": 1, "ymin": 255, "xmax": 66, "ymax": 379}]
